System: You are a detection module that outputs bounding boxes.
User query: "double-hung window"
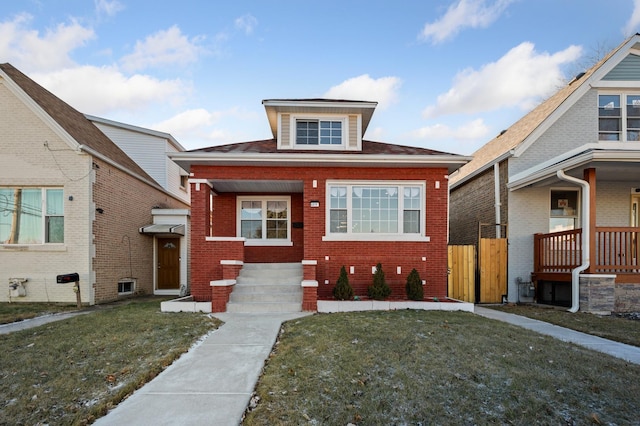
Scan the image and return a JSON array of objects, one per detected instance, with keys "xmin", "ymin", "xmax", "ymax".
[
  {"xmin": 0, "ymin": 187, "xmax": 64, "ymax": 244},
  {"xmin": 296, "ymin": 119, "xmax": 343, "ymax": 146},
  {"xmin": 327, "ymin": 181, "xmax": 425, "ymax": 240},
  {"xmin": 238, "ymin": 196, "xmax": 291, "ymax": 245},
  {"xmin": 598, "ymin": 93, "xmax": 640, "ymax": 141}
]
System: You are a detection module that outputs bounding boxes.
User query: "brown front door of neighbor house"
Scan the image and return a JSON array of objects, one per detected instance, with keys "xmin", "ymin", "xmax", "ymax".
[{"xmin": 158, "ymin": 238, "xmax": 180, "ymax": 290}]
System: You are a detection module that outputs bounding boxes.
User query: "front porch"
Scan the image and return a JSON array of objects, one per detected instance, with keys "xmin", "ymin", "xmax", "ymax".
[{"xmin": 533, "ymin": 227, "xmax": 640, "ymax": 311}]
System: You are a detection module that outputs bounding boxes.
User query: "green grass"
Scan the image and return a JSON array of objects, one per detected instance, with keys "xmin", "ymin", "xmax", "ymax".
[
  {"xmin": 0, "ymin": 298, "xmax": 219, "ymax": 425},
  {"xmin": 244, "ymin": 310, "xmax": 640, "ymax": 425},
  {"xmin": 0, "ymin": 302, "xmax": 79, "ymax": 324},
  {"xmin": 487, "ymin": 304, "xmax": 640, "ymax": 347}
]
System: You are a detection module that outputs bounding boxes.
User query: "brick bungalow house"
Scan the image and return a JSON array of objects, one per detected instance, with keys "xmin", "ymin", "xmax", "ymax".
[
  {"xmin": 0, "ymin": 63, "xmax": 189, "ymax": 304},
  {"xmin": 449, "ymin": 34, "xmax": 640, "ymax": 314},
  {"xmin": 170, "ymin": 99, "xmax": 470, "ymax": 312}
]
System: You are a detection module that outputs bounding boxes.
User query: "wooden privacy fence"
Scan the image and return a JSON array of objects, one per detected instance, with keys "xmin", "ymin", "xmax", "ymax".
[{"xmin": 448, "ymin": 245, "xmax": 475, "ymax": 303}]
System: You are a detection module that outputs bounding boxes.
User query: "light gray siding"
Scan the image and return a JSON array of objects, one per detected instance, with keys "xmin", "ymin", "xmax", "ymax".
[
  {"xmin": 93, "ymin": 123, "xmax": 167, "ymax": 186},
  {"xmin": 92, "ymin": 122, "xmax": 189, "ymax": 204},
  {"xmin": 603, "ymin": 53, "xmax": 640, "ymax": 81}
]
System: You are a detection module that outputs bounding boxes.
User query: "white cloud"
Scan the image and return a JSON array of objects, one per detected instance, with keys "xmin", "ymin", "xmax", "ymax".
[
  {"xmin": 120, "ymin": 25, "xmax": 205, "ymax": 72},
  {"xmin": 95, "ymin": 0, "xmax": 124, "ymax": 18},
  {"xmin": 235, "ymin": 14, "xmax": 258, "ymax": 35},
  {"xmin": 151, "ymin": 108, "xmax": 254, "ymax": 148},
  {"xmin": 623, "ymin": 0, "xmax": 640, "ymax": 36},
  {"xmin": 0, "ymin": 14, "xmax": 95, "ymax": 72},
  {"xmin": 411, "ymin": 119, "xmax": 489, "ymax": 141},
  {"xmin": 419, "ymin": 0, "xmax": 514, "ymax": 44},
  {"xmin": 152, "ymin": 108, "xmax": 223, "ymax": 134},
  {"xmin": 423, "ymin": 42, "xmax": 582, "ymax": 118},
  {"xmin": 324, "ymin": 74, "xmax": 402, "ymax": 109},
  {"xmin": 31, "ymin": 66, "xmax": 187, "ymax": 115}
]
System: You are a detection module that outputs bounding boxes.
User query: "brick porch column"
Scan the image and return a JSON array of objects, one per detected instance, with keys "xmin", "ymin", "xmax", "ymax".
[{"xmin": 302, "ymin": 260, "xmax": 318, "ymax": 311}]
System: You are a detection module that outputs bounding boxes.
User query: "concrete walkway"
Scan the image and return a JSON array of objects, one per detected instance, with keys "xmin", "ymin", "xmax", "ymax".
[
  {"xmin": 94, "ymin": 312, "xmax": 311, "ymax": 426},
  {"xmin": 475, "ymin": 306, "xmax": 640, "ymax": 365},
  {"xmin": 0, "ymin": 310, "xmax": 91, "ymax": 335}
]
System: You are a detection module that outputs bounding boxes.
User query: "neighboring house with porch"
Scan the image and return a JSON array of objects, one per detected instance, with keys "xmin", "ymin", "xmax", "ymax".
[
  {"xmin": 0, "ymin": 63, "xmax": 189, "ymax": 305},
  {"xmin": 449, "ymin": 34, "xmax": 640, "ymax": 314},
  {"xmin": 170, "ymin": 98, "xmax": 469, "ymax": 313}
]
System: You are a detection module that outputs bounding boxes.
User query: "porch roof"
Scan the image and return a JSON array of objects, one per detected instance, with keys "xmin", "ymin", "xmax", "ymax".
[
  {"xmin": 508, "ymin": 144, "xmax": 640, "ymax": 190},
  {"xmin": 139, "ymin": 224, "xmax": 185, "ymax": 236}
]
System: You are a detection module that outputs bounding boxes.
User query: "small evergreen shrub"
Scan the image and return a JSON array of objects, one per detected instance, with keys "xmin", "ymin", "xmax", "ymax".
[
  {"xmin": 405, "ymin": 268, "xmax": 424, "ymax": 301},
  {"xmin": 333, "ymin": 266, "xmax": 354, "ymax": 300},
  {"xmin": 367, "ymin": 263, "xmax": 391, "ymax": 300}
]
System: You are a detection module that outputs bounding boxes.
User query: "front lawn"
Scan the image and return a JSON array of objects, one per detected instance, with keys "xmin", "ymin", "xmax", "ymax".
[
  {"xmin": 244, "ymin": 310, "xmax": 640, "ymax": 425},
  {"xmin": 0, "ymin": 298, "xmax": 219, "ymax": 425},
  {"xmin": 488, "ymin": 304, "xmax": 640, "ymax": 347}
]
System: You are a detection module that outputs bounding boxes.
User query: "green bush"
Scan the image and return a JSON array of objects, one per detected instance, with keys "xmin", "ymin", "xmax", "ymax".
[
  {"xmin": 405, "ymin": 268, "xmax": 424, "ymax": 301},
  {"xmin": 333, "ymin": 266, "xmax": 354, "ymax": 300},
  {"xmin": 367, "ymin": 263, "xmax": 391, "ymax": 300}
]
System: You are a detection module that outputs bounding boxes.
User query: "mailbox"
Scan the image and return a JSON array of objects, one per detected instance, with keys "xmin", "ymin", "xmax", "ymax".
[{"xmin": 56, "ymin": 273, "xmax": 79, "ymax": 284}]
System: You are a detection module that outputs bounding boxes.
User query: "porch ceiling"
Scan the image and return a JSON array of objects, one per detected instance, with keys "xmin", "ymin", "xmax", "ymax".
[
  {"xmin": 509, "ymin": 148, "xmax": 640, "ymax": 190},
  {"xmin": 210, "ymin": 179, "xmax": 303, "ymax": 193},
  {"xmin": 520, "ymin": 162, "xmax": 640, "ymax": 188}
]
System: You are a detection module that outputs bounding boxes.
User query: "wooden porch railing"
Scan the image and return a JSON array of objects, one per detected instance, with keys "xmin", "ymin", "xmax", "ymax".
[{"xmin": 534, "ymin": 227, "xmax": 640, "ymax": 275}]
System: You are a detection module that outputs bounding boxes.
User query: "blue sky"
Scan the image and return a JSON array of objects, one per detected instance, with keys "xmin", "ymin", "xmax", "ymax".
[{"xmin": 1, "ymin": 0, "xmax": 639, "ymax": 154}]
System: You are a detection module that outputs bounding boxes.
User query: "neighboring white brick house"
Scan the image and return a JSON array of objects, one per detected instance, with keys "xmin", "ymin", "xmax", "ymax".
[
  {"xmin": 450, "ymin": 34, "xmax": 640, "ymax": 313},
  {"xmin": 0, "ymin": 63, "xmax": 189, "ymax": 305}
]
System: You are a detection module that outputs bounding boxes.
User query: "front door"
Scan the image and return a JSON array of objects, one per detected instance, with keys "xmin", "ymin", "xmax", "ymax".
[{"xmin": 157, "ymin": 238, "xmax": 180, "ymax": 290}]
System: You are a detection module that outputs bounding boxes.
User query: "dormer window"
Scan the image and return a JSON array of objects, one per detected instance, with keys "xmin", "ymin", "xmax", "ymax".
[
  {"xmin": 296, "ymin": 120, "xmax": 342, "ymax": 145},
  {"xmin": 292, "ymin": 116, "xmax": 347, "ymax": 149},
  {"xmin": 263, "ymin": 99, "xmax": 377, "ymax": 151}
]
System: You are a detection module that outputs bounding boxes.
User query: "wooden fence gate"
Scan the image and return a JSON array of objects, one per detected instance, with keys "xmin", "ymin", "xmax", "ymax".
[
  {"xmin": 448, "ymin": 245, "xmax": 475, "ymax": 303},
  {"xmin": 449, "ymin": 223, "xmax": 508, "ymax": 303},
  {"xmin": 478, "ymin": 238, "xmax": 508, "ymax": 303}
]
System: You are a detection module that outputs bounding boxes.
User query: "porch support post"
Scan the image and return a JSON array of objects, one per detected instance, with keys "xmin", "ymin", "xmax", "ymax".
[{"xmin": 584, "ymin": 168, "xmax": 596, "ymax": 274}]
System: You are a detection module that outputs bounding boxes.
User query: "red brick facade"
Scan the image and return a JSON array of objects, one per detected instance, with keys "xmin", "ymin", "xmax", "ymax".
[{"xmin": 189, "ymin": 164, "xmax": 450, "ymax": 307}]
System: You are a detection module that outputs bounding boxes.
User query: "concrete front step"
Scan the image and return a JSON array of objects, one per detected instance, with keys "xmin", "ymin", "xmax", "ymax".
[
  {"xmin": 233, "ymin": 281, "xmax": 302, "ymax": 293},
  {"xmin": 229, "ymin": 291, "xmax": 301, "ymax": 303},
  {"xmin": 235, "ymin": 276, "xmax": 303, "ymax": 286},
  {"xmin": 226, "ymin": 302, "xmax": 303, "ymax": 313},
  {"xmin": 227, "ymin": 262, "xmax": 304, "ymax": 313}
]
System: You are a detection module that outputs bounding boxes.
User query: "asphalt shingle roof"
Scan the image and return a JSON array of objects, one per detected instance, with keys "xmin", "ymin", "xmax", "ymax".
[{"xmin": 0, "ymin": 63, "xmax": 155, "ymax": 183}]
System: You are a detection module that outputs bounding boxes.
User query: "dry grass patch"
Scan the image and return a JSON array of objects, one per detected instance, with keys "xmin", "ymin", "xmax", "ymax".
[
  {"xmin": 244, "ymin": 310, "xmax": 640, "ymax": 425},
  {"xmin": 488, "ymin": 304, "xmax": 640, "ymax": 347},
  {"xmin": 0, "ymin": 302, "xmax": 79, "ymax": 324},
  {"xmin": 0, "ymin": 298, "xmax": 219, "ymax": 425}
]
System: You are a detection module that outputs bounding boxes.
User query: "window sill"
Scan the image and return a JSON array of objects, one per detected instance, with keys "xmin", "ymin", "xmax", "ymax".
[
  {"xmin": 0, "ymin": 244, "xmax": 68, "ymax": 252},
  {"xmin": 322, "ymin": 234, "xmax": 430, "ymax": 242},
  {"xmin": 244, "ymin": 240, "xmax": 294, "ymax": 247}
]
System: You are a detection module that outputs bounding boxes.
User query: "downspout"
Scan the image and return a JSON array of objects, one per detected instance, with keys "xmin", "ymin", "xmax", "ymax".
[
  {"xmin": 556, "ymin": 170, "xmax": 589, "ymax": 313},
  {"xmin": 494, "ymin": 163, "xmax": 501, "ymax": 238}
]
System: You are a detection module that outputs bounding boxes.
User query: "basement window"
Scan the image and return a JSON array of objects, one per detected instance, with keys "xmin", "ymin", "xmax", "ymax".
[{"xmin": 118, "ymin": 279, "xmax": 136, "ymax": 295}]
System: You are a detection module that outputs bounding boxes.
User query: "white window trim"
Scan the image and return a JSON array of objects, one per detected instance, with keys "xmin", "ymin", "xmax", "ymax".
[
  {"xmin": 549, "ymin": 187, "xmax": 580, "ymax": 233},
  {"xmin": 289, "ymin": 114, "xmax": 349, "ymax": 150},
  {"xmin": 598, "ymin": 91, "xmax": 640, "ymax": 142},
  {"xmin": 236, "ymin": 196, "xmax": 293, "ymax": 246},
  {"xmin": 0, "ymin": 187, "xmax": 64, "ymax": 246},
  {"xmin": 323, "ymin": 180, "xmax": 429, "ymax": 242}
]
